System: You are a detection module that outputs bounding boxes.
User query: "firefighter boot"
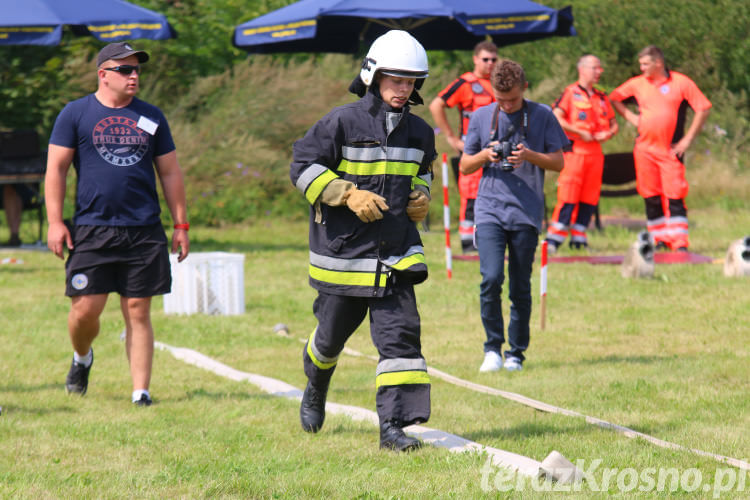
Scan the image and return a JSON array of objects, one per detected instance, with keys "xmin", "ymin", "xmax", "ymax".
[
  {"xmin": 300, "ymin": 380, "xmax": 329, "ymax": 433},
  {"xmin": 379, "ymin": 420, "xmax": 422, "ymax": 452}
]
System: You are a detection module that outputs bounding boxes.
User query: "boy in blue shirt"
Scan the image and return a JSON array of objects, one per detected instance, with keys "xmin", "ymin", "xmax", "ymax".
[{"xmin": 461, "ymin": 59, "xmax": 567, "ymax": 372}]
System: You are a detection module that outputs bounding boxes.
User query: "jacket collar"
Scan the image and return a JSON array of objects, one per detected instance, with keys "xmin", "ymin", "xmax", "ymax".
[{"xmin": 361, "ymin": 88, "xmax": 411, "ymax": 119}]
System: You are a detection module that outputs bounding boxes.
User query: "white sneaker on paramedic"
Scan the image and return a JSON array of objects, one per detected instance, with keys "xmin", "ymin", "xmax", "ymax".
[
  {"xmin": 504, "ymin": 355, "xmax": 523, "ymax": 372},
  {"xmin": 479, "ymin": 351, "xmax": 503, "ymax": 372}
]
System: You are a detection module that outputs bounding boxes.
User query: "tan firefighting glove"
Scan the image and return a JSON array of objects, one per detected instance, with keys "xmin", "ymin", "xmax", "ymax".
[
  {"xmin": 316, "ymin": 179, "xmax": 354, "ymax": 223},
  {"xmin": 343, "ymin": 188, "xmax": 389, "ymax": 222},
  {"xmin": 406, "ymin": 189, "xmax": 430, "ymax": 222},
  {"xmin": 320, "ymin": 179, "xmax": 355, "ymax": 206}
]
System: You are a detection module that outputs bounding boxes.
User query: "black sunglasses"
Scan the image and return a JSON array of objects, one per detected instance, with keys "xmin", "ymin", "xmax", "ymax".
[
  {"xmin": 103, "ymin": 64, "xmax": 141, "ymax": 75},
  {"xmin": 482, "ymin": 57, "xmax": 498, "ymax": 63}
]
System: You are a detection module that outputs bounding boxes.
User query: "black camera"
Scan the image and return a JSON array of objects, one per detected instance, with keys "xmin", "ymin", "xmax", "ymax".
[{"xmin": 492, "ymin": 141, "xmax": 517, "ymax": 172}]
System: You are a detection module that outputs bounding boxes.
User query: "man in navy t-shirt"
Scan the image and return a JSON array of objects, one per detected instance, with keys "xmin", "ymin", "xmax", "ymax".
[
  {"xmin": 45, "ymin": 42, "xmax": 190, "ymax": 406},
  {"xmin": 461, "ymin": 59, "xmax": 567, "ymax": 373}
]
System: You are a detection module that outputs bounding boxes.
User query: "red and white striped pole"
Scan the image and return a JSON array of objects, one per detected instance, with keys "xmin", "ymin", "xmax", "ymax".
[
  {"xmin": 441, "ymin": 153, "xmax": 452, "ymax": 279},
  {"xmin": 540, "ymin": 240, "xmax": 548, "ymax": 330}
]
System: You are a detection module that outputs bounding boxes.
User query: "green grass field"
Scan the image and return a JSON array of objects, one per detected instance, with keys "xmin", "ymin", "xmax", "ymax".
[
  {"xmin": 3, "ymin": 0, "xmax": 750, "ymax": 496},
  {"xmin": 1, "ymin": 202, "xmax": 749, "ymax": 498}
]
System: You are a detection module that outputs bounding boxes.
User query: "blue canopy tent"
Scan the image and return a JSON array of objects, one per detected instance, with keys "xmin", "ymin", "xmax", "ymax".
[
  {"xmin": 233, "ymin": 0, "xmax": 574, "ymax": 53},
  {"xmin": 0, "ymin": 0, "xmax": 175, "ymax": 45}
]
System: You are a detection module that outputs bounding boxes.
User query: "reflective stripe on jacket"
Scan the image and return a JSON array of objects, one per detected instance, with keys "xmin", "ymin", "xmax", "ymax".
[{"xmin": 291, "ymin": 90, "xmax": 436, "ymax": 297}]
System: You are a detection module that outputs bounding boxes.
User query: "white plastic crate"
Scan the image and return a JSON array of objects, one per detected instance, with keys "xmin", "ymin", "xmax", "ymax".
[{"xmin": 163, "ymin": 252, "xmax": 245, "ymax": 315}]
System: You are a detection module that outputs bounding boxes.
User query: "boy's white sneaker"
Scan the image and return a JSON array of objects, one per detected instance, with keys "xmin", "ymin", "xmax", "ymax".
[{"xmin": 479, "ymin": 351, "xmax": 504, "ymax": 372}]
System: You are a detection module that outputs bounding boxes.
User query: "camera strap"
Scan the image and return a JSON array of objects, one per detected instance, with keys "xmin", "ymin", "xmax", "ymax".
[{"xmin": 489, "ymin": 99, "xmax": 528, "ymax": 144}]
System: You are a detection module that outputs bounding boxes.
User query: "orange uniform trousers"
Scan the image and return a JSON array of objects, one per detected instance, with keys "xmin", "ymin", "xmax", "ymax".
[
  {"xmin": 458, "ymin": 166, "xmax": 482, "ymax": 251},
  {"xmin": 634, "ymin": 141, "xmax": 689, "ymax": 249},
  {"xmin": 547, "ymin": 150, "xmax": 603, "ymax": 248}
]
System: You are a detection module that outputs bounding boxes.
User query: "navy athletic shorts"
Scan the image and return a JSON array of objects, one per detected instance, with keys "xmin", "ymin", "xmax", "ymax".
[{"xmin": 65, "ymin": 223, "xmax": 171, "ymax": 298}]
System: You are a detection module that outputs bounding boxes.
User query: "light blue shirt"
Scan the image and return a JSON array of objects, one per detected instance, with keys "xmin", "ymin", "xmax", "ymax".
[{"xmin": 464, "ymin": 100, "xmax": 568, "ymax": 232}]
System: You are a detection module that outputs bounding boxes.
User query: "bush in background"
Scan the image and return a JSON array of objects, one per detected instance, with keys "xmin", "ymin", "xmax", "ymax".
[
  {"xmin": 1, "ymin": 0, "xmax": 747, "ymax": 228},
  {"xmin": 166, "ymin": 55, "xmax": 359, "ymax": 225}
]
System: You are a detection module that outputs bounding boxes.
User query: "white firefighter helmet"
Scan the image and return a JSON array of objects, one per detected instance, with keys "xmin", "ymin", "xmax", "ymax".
[{"xmin": 360, "ymin": 30, "xmax": 428, "ymax": 88}]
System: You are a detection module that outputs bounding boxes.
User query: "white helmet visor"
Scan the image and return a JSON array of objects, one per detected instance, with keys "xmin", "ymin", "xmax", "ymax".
[{"xmin": 379, "ymin": 68, "xmax": 429, "ymax": 79}]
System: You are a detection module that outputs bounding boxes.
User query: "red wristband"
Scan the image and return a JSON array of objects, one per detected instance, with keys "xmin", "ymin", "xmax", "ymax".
[{"xmin": 174, "ymin": 223, "xmax": 190, "ymax": 230}]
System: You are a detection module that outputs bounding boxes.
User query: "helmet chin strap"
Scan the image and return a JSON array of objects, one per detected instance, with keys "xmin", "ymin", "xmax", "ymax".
[
  {"xmin": 408, "ymin": 88, "xmax": 424, "ymax": 106},
  {"xmin": 348, "ymin": 75, "xmax": 368, "ymax": 97}
]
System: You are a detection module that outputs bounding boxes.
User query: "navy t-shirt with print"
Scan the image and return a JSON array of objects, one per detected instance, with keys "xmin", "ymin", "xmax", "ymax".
[{"xmin": 49, "ymin": 94, "xmax": 176, "ymax": 226}]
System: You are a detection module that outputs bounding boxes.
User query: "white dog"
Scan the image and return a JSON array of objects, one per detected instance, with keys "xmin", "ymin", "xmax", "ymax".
[
  {"xmin": 723, "ymin": 237, "xmax": 750, "ymax": 277},
  {"xmin": 622, "ymin": 231, "xmax": 655, "ymax": 279}
]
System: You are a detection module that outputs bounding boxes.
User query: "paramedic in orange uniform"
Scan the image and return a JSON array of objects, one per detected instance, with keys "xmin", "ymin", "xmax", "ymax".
[
  {"xmin": 609, "ymin": 45, "xmax": 711, "ymax": 251},
  {"xmin": 430, "ymin": 41, "xmax": 497, "ymax": 253},
  {"xmin": 545, "ymin": 55, "xmax": 618, "ymax": 252}
]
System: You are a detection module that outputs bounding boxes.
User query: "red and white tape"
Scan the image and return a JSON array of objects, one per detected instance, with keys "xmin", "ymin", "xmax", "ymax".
[
  {"xmin": 540, "ymin": 240, "xmax": 548, "ymax": 329},
  {"xmin": 441, "ymin": 153, "xmax": 452, "ymax": 279}
]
